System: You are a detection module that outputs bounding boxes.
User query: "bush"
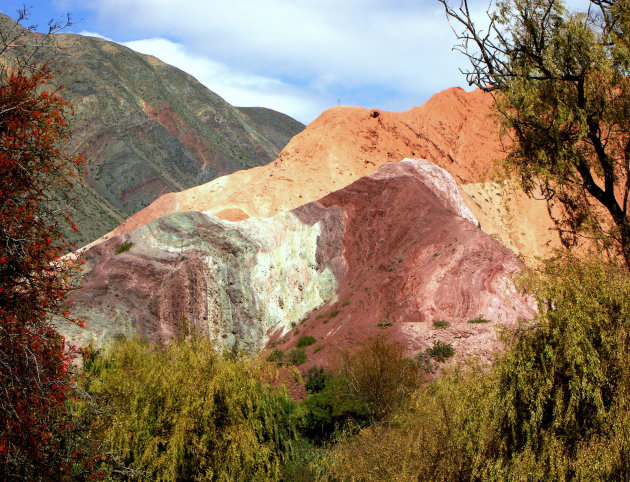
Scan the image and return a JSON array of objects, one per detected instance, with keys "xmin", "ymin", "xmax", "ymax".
[
  {"xmin": 266, "ymin": 348, "xmax": 284, "ymax": 363},
  {"xmin": 296, "ymin": 335, "xmax": 316, "ymax": 348},
  {"xmin": 433, "ymin": 320, "xmax": 450, "ymax": 329},
  {"xmin": 425, "ymin": 341, "xmax": 455, "ymax": 362},
  {"xmin": 304, "ymin": 366, "xmax": 330, "ymax": 394},
  {"xmin": 79, "ymin": 337, "xmax": 297, "ymax": 480},
  {"xmin": 287, "ymin": 348, "xmax": 307, "ymax": 365},
  {"xmin": 115, "ymin": 240, "xmax": 133, "ymax": 255},
  {"xmin": 338, "ymin": 337, "xmax": 420, "ymax": 424},
  {"xmin": 467, "ymin": 316, "xmax": 491, "ymax": 324}
]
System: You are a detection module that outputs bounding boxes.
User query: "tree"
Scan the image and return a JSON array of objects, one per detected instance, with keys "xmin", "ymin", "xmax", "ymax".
[
  {"xmin": 0, "ymin": 10, "xmax": 85, "ymax": 479},
  {"xmin": 440, "ymin": 0, "xmax": 630, "ymax": 268}
]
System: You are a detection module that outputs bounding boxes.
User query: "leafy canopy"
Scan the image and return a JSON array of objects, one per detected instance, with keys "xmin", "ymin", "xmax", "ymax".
[{"xmin": 441, "ymin": 0, "xmax": 630, "ymax": 267}]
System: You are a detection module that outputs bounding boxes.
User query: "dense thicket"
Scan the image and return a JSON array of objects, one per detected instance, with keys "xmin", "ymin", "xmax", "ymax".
[
  {"xmin": 323, "ymin": 257, "xmax": 630, "ymax": 480},
  {"xmin": 79, "ymin": 337, "xmax": 299, "ymax": 481}
]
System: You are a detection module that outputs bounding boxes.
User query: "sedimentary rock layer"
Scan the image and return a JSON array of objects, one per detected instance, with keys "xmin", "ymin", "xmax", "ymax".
[{"xmin": 63, "ymin": 159, "xmax": 535, "ymax": 365}]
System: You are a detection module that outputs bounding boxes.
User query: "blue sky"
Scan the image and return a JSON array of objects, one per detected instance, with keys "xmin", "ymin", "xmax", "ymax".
[{"xmin": 0, "ymin": 0, "xmax": 591, "ymax": 124}]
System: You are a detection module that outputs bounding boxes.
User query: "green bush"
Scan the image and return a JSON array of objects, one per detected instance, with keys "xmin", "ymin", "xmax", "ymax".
[
  {"xmin": 296, "ymin": 335, "xmax": 316, "ymax": 348},
  {"xmin": 266, "ymin": 348, "xmax": 284, "ymax": 363},
  {"xmin": 425, "ymin": 341, "xmax": 455, "ymax": 362},
  {"xmin": 433, "ymin": 320, "xmax": 450, "ymax": 329},
  {"xmin": 287, "ymin": 348, "xmax": 307, "ymax": 365},
  {"xmin": 79, "ymin": 337, "xmax": 297, "ymax": 481},
  {"xmin": 304, "ymin": 366, "xmax": 330, "ymax": 394},
  {"xmin": 467, "ymin": 316, "xmax": 491, "ymax": 324},
  {"xmin": 114, "ymin": 240, "xmax": 133, "ymax": 255}
]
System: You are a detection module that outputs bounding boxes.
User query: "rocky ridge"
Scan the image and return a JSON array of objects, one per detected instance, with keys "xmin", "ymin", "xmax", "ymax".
[
  {"xmin": 0, "ymin": 14, "xmax": 304, "ymax": 246},
  {"xmin": 61, "ymin": 159, "xmax": 536, "ymax": 366},
  {"xmin": 94, "ymin": 87, "xmax": 565, "ymax": 264}
]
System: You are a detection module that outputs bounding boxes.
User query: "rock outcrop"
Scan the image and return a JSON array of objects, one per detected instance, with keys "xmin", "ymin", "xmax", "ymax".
[
  {"xmin": 93, "ymin": 87, "xmax": 566, "ymax": 264},
  {"xmin": 62, "ymin": 159, "xmax": 535, "ymax": 365}
]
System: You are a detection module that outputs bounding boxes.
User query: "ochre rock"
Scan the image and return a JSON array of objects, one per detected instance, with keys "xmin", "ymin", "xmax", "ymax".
[{"xmin": 86, "ymin": 87, "xmax": 567, "ymax": 265}]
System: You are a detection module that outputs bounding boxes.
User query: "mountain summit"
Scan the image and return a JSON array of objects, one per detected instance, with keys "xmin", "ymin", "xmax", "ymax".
[{"xmin": 0, "ymin": 13, "xmax": 304, "ymax": 246}]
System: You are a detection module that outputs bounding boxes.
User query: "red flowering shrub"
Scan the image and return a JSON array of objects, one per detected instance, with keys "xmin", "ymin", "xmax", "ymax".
[{"xmin": 0, "ymin": 62, "xmax": 86, "ymax": 478}]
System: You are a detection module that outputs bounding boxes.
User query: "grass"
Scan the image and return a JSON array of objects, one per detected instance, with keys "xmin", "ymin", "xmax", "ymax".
[
  {"xmin": 313, "ymin": 345, "xmax": 323, "ymax": 353},
  {"xmin": 425, "ymin": 341, "xmax": 455, "ymax": 362},
  {"xmin": 342, "ymin": 299, "xmax": 351, "ymax": 306},
  {"xmin": 115, "ymin": 240, "xmax": 133, "ymax": 255},
  {"xmin": 468, "ymin": 316, "xmax": 491, "ymax": 324},
  {"xmin": 433, "ymin": 320, "xmax": 451, "ymax": 329},
  {"xmin": 296, "ymin": 335, "xmax": 316, "ymax": 348}
]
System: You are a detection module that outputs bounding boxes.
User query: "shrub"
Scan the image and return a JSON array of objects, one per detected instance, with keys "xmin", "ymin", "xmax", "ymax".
[
  {"xmin": 328, "ymin": 309, "xmax": 341, "ymax": 319},
  {"xmin": 313, "ymin": 345, "xmax": 323, "ymax": 354},
  {"xmin": 80, "ymin": 336, "xmax": 297, "ymax": 480},
  {"xmin": 338, "ymin": 336, "xmax": 420, "ymax": 424},
  {"xmin": 114, "ymin": 240, "xmax": 133, "ymax": 255},
  {"xmin": 296, "ymin": 335, "xmax": 316, "ymax": 348},
  {"xmin": 467, "ymin": 316, "xmax": 491, "ymax": 324},
  {"xmin": 342, "ymin": 299, "xmax": 351, "ymax": 306},
  {"xmin": 425, "ymin": 341, "xmax": 455, "ymax": 362},
  {"xmin": 287, "ymin": 348, "xmax": 307, "ymax": 365},
  {"xmin": 305, "ymin": 366, "xmax": 330, "ymax": 394},
  {"xmin": 433, "ymin": 320, "xmax": 450, "ymax": 329},
  {"xmin": 266, "ymin": 348, "xmax": 284, "ymax": 363}
]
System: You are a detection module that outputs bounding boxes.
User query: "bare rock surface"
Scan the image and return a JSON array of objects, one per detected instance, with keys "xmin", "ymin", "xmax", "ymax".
[
  {"xmin": 87, "ymin": 87, "xmax": 572, "ymax": 265},
  {"xmin": 62, "ymin": 159, "xmax": 535, "ymax": 366}
]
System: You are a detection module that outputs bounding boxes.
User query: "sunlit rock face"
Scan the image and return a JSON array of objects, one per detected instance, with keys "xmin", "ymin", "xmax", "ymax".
[{"xmin": 62, "ymin": 159, "xmax": 535, "ymax": 362}]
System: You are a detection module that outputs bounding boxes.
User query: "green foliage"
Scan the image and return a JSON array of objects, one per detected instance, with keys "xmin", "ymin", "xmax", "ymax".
[
  {"xmin": 79, "ymin": 336, "xmax": 297, "ymax": 481},
  {"xmin": 115, "ymin": 240, "xmax": 133, "ymax": 255},
  {"xmin": 442, "ymin": 0, "xmax": 630, "ymax": 267},
  {"xmin": 341, "ymin": 299, "xmax": 351, "ymax": 306},
  {"xmin": 296, "ymin": 335, "xmax": 316, "ymax": 348},
  {"xmin": 292, "ymin": 377, "xmax": 368, "ymax": 444},
  {"xmin": 433, "ymin": 319, "xmax": 450, "ymax": 329},
  {"xmin": 266, "ymin": 348, "xmax": 284, "ymax": 363},
  {"xmin": 487, "ymin": 257, "xmax": 630, "ymax": 478},
  {"xmin": 287, "ymin": 348, "xmax": 307, "ymax": 365},
  {"xmin": 304, "ymin": 366, "xmax": 330, "ymax": 394},
  {"xmin": 425, "ymin": 341, "xmax": 455, "ymax": 362},
  {"xmin": 467, "ymin": 316, "xmax": 491, "ymax": 324},
  {"xmin": 338, "ymin": 337, "xmax": 420, "ymax": 424},
  {"xmin": 313, "ymin": 345, "xmax": 323, "ymax": 353},
  {"xmin": 328, "ymin": 309, "xmax": 340, "ymax": 319},
  {"xmin": 377, "ymin": 320, "xmax": 393, "ymax": 328}
]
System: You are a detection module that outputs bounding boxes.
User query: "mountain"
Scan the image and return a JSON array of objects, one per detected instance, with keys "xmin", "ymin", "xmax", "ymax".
[
  {"xmin": 0, "ymin": 14, "xmax": 304, "ymax": 246},
  {"xmin": 96, "ymin": 87, "xmax": 565, "ymax": 264},
  {"xmin": 59, "ymin": 159, "xmax": 535, "ymax": 367}
]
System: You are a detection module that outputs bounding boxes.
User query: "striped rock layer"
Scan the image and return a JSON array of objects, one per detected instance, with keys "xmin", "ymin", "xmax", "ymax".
[{"xmin": 63, "ymin": 159, "xmax": 535, "ymax": 364}]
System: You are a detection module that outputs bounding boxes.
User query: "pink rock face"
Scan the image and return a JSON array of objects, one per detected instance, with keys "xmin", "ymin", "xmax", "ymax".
[
  {"xmin": 273, "ymin": 159, "xmax": 536, "ymax": 366},
  {"xmin": 65, "ymin": 158, "xmax": 536, "ymax": 369}
]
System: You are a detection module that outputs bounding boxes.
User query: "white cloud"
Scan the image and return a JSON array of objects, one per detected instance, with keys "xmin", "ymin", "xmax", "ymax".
[
  {"xmin": 77, "ymin": 30, "xmax": 112, "ymax": 41},
  {"xmin": 69, "ymin": 0, "xmax": 472, "ymax": 121}
]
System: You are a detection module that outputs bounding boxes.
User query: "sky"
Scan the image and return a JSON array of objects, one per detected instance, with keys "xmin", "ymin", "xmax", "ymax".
[{"xmin": 0, "ymin": 0, "xmax": 592, "ymax": 124}]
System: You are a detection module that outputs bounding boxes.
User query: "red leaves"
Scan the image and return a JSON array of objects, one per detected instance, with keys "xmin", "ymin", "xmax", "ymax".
[{"xmin": 0, "ymin": 68, "xmax": 86, "ymax": 476}]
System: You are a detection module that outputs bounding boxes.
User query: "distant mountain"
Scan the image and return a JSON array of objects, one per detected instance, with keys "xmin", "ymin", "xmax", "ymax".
[{"xmin": 0, "ymin": 14, "xmax": 304, "ymax": 246}]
